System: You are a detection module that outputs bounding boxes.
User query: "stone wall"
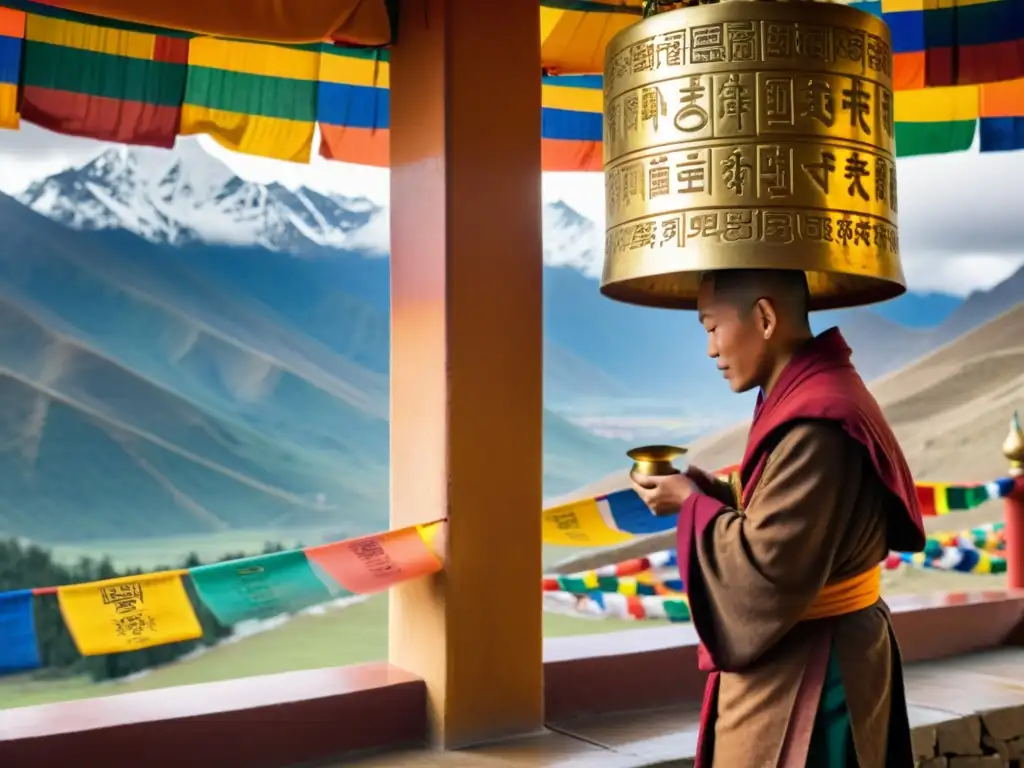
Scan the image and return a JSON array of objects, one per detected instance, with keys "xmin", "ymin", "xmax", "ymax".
[{"xmin": 914, "ymin": 706, "xmax": 1024, "ymax": 767}]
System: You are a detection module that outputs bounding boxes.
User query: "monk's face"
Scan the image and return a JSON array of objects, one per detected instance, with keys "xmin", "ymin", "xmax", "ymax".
[{"xmin": 696, "ymin": 279, "xmax": 771, "ymax": 393}]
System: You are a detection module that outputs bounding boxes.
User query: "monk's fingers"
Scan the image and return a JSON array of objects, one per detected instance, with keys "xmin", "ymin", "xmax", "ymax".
[
  {"xmin": 630, "ymin": 481, "xmax": 651, "ymax": 502},
  {"xmin": 635, "ymin": 488, "xmax": 663, "ymax": 512},
  {"xmin": 630, "ymin": 470, "xmax": 660, "ymax": 490},
  {"xmin": 632, "ymin": 486, "xmax": 662, "ymax": 512}
]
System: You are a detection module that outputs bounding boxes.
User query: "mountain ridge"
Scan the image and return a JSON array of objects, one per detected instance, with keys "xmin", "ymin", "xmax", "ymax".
[
  {"xmin": 2, "ymin": 141, "xmax": 1019, "ymax": 545},
  {"xmin": 14, "ymin": 142, "xmax": 1019, "ymax": 427},
  {"xmin": 0, "ymin": 192, "xmax": 637, "ymax": 542}
]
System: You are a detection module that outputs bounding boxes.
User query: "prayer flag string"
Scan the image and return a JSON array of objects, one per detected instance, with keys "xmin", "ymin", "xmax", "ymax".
[
  {"xmin": 543, "ymin": 520, "xmax": 1013, "ymax": 625},
  {"xmin": 0, "ymin": 475, "xmax": 1018, "ymax": 671},
  {"xmin": 542, "ymin": 473, "xmax": 1023, "ymax": 547},
  {"xmin": 0, "ymin": 520, "xmax": 443, "ymax": 674}
]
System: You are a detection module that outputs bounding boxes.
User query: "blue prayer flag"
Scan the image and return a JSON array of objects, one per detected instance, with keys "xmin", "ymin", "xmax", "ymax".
[
  {"xmin": 0, "ymin": 590, "xmax": 42, "ymax": 675},
  {"xmin": 600, "ymin": 489, "xmax": 676, "ymax": 536}
]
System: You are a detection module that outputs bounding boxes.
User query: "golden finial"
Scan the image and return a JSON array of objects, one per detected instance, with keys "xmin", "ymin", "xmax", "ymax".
[
  {"xmin": 1004, "ymin": 411, "xmax": 1024, "ymax": 477},
  {"xmin": 627, "ymin": 445, "xmax": 687, "ymax": 477}
]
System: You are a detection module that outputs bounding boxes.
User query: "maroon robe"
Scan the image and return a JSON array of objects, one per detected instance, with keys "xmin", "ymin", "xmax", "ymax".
[{"xmin": 678, "ymin": 328, "xmax": 926, "ymax": 766}]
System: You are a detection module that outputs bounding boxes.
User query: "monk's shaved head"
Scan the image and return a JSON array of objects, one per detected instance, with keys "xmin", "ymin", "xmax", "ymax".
[
  {"xmin": 696, "ymin": 269, "xmax": 814, "ymax": 394},
  {"xmin": 700, "ymin": 269, "xmax": 811, "ymax": 330}
]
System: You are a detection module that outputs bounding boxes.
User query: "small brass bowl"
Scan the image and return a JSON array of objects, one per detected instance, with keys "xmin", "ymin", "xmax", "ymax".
[{"xmin": 627, "ymin": 445, "xmax": 688, "ymax": 477}]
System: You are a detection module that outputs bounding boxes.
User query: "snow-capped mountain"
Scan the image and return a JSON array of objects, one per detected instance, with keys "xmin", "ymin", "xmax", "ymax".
[
  {"xmin": 12, "ymin": 138, "xmax": 1012, "ymax": 427},
  {"xmin": 15, "ymin": 141, "xmax": 605, "ymax": 271},
  {"xmin": 16, "ymin": 141, "xmax": 382, "ymax": 252},
  {"xmin": 542, "ymin": 200, "xmax": 603, "ymax": 277}
]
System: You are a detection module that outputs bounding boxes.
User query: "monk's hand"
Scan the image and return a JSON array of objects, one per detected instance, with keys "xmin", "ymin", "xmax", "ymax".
[
  {"xmin": 630, "ymin": 471, "xmax": 699, "ymax": 517},
  {"xmin": 683, "ymin": 465, "xmax": 721, "ymax": 496}
]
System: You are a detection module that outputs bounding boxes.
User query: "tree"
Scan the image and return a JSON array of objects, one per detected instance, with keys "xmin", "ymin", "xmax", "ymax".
[{"xmin": 0, "ymin": 538, "xmax": 245, "ymax": 682}]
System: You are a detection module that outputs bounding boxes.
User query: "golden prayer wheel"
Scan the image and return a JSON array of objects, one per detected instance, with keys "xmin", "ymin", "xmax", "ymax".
[
  {"xmin": 601, "ymin": 1, "xmax": 906, "ymax": 311},
  {"xmin": 628, "ymin": 444, "xmax": 688, "ymax": 476}
]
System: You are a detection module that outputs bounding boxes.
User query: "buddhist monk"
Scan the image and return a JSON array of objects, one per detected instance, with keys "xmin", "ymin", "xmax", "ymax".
[{"xmin": 631, "ymin": 269, "xmax": 926, "ymax": 768}]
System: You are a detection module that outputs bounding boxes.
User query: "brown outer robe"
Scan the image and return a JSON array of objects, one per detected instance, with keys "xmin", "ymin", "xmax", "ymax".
[{"xmin": 696, "ymin": 419, "xmax": 909, "ymax": 768}]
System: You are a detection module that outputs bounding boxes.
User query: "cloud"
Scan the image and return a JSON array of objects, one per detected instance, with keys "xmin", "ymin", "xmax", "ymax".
[
  {"xmin": 343, "ymin": 207, "xmax": 390, "ymax": 256},
  {"xmin": 894, "ymin": 140, "xmax": 1024, "ymax": 294},
  {"xmin": 0, "ymin": 125, "xmax": 114, "ymax": 193},
  {"xmin": 2, "ymin": 123, "xmax": 1022, "ymax": 297},
  {"xmin": 201, "ymin": 127, "xmax": 392, "ymax": 202}
]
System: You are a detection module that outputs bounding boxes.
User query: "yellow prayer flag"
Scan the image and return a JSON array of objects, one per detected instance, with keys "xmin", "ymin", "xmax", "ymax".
[
  {"xmin": 0, "ymin": 84, "xmax": 17, "ymax": 130},
  {"xmin": 618, "ymin": 577, "xmax": 638, "ymax": 597},
  {"xmin": 179, "ymin": 37, "xmax": 317, "ymax": 164},
  {"xmin": 975, "ymin": 551, "xmax": 993, "ymax": 574},
  {"xmin": 541, "ymin": 499, "xmax": 634, "ymax": 546},
  {"xmin": 58, "ymin": 571, "xmax": 202, "ymax": 656}
]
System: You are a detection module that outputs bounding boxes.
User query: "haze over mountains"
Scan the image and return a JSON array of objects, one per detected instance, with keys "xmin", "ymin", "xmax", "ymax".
[{"xmin": 2, "ymin": 141, "xmax": 1020, "ymax": 543}]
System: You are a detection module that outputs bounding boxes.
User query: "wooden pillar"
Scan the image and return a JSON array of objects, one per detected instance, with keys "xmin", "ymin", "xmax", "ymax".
[
  {"xmin": 1008, "ymin": 487, "xmax": 1024, "ymax": 589},
  {"xmin": 387, "ymin": 0, "xmax": 544, "ymax": 750},
  {"xmin": 1002, "ymin": 412, "xmax": 1024, "ymax": 588}
]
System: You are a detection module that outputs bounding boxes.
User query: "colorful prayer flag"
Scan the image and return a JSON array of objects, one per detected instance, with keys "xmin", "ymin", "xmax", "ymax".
[
  {"xmin": 860, "ymin": 0, "xmax": 1024, "ymax": 87},
  {"xmin": 58, "ymin": 571, "xmax": 202, "ymax": 656},
  {"xmin": 663, "ymin": 598, "xmax": 691, "ymax": 623},
  {"xmin": 575, "ymin": 590, "xmax": 692, "ymax": 623},
  {"xmin": 541, "ymin": 473, "xmax": 1012, "ymax": 546},
  {"xmin": 920, "ymin": 0, "xmax": 1024, "ymax": 87},
  {"xmin": 0, "ymin": 590, "xmax": 41, "ymax": 674},
  {"xmin": 181, "ymin": 36, "xmax": 318, "ymax": 163},
  {"xmin": 542, "ymin": 498, "xmax": 638, "ymax": 547},
  {"xmin": 305, "ymin": 522, "xmax": 443, "ymax": 595},
  {"xmin": 14, "ymin": 0, "xmax": 396, "ymax": 48},
  {"xmin": 0, "ymin": 7, "xmax": 24, "ymax": 130},
  {"xmin": 317, "ymin": 46, "xmax": 388, "ymax": 167},
  {"xmin": 980, "ymin": 77, "xmax": 1024, "ymax": 152},
  {"xmin": 541, "ymin": 75, "xmax": 602, "ymax": 172},
  {"xmin": 189, "ymin": 549, "xmax": 337, "ymax": 626},
  {"xmin": 315, "ymin": 54, "xmax": 603, "ymax": 171},
  {"xmin": 542, "ymin": 488, "xmax": 677, "ymax": 547},
  {"xmin": 539, "ymin": 0, "xmax": 639, "ymax": 74},
  {"xmin": 19, "ymin": 3, "xmax": 188, "ymax": 146},
  {"xmin": 895, "ymin": 85, "xmax": 979, "ymax": 157},
  {"xmin": 914, "ymin": 482, "xmax": 942, "ymax": 516}
]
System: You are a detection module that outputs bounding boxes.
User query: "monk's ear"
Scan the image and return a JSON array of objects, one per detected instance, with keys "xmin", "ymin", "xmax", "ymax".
[{"xmin": 752, "ymin": 297, "xmax": 779, "ymax": 339}]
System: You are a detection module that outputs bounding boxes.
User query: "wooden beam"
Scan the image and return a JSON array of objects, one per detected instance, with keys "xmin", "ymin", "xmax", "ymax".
[{"xmin": 387, "ymin": 0, "xmax": 544, "ymax": 749}]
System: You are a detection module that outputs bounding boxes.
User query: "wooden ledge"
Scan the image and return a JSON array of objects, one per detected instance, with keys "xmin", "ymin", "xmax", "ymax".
[
  {"xmin": 889, "ymin": 589, "xmax": 1024, "ymax": 662},
  {"xmin": 544, "ymin": 590, "xmax": 1024, "ymax": 720},
  {"xmin": 351, "ymin": 648, "xmax": 1024, "ymax": 767},
  {"xmin": 0, "ymin": 662, "xmax": 426, "ymax": 767},
  {"xmin": 3, "ymin": 591, "xmax": 1024, "ymax": 767}
]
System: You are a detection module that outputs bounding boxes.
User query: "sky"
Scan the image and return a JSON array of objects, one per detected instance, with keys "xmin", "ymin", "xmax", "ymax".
[{"xmin": 1, "ymin": 123, "xmax": 1022, "ymax": 297}]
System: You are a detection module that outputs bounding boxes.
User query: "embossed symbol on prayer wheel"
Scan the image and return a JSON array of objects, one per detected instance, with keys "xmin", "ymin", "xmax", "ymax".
[{"xmin": 601, "ymin": 1, "xmax": 906, "ymax": 311}]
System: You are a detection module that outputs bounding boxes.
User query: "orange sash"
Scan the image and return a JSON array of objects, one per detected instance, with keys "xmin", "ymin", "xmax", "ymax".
[
  {"xmin": 801, "ymin": 566, "xmax": 881, "ymax": 621},
  {"xmin": 725, "ymin": 470, "xmax": 881, "ymax": 622}
]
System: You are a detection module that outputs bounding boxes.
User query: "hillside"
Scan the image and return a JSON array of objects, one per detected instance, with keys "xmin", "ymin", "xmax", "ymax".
[
  {"xmin": 17, "ymin": 142, "xmax": 1022, "ymax": 437},
  {"xmin": 0, "ymin": 195, "xmax": 630, "ymax": 542},
  {"xmin": 2, "ymin": 139, "xmax": 1021, "ymax": 544},
  {"xmin": 825, "ymin": 264, "xmax": 1024, "ymax": 382}
]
